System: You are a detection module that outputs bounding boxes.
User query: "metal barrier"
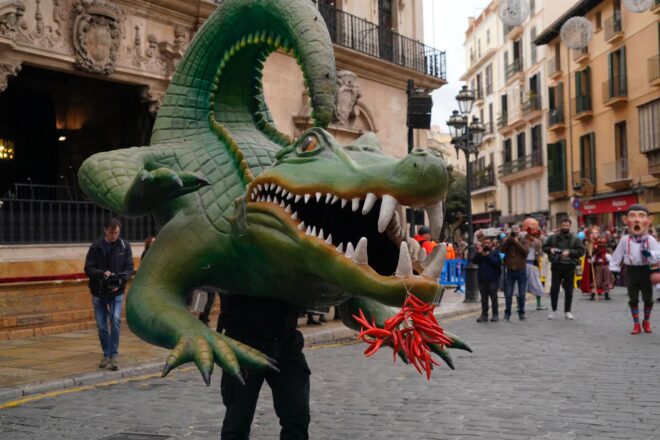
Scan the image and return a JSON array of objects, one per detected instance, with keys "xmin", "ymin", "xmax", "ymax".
[{"xmin": 440, "ymin": 259, "xmax": 467, "ymax": 292}]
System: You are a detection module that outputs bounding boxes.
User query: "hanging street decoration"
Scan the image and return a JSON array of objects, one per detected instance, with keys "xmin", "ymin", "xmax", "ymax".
[
  {"xmin": 623, "ymin": 0, "xmax": 653, "ymax": 13},
  {"xmin": 498, "ymin": 0, "xmax": 531, "ymax": 27},
  {"xmin": 560, "ymin": 16, "xmax": 594, "ymax": 50}
]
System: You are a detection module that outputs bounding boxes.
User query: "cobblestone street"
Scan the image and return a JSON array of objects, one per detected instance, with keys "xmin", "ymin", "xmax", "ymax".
[{"xmin": 2, "ymin": 287, "xmax": 660, "ymax": 440}]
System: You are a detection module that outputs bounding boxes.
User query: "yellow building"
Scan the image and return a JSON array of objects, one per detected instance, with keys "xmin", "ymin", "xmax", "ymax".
[{"xmin": 535, "ymin": 0, "xmax": 660, "ymax": 230}]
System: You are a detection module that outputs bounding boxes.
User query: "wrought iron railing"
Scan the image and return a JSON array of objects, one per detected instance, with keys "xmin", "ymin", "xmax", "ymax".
[
  {"xmin": 498, "ymin": 151, "xmax": 543, "ymax": 177},
  {"xmin": 316, "ymin": 3, "xmax": 446, "ymax": 80},
  {"xmin": 522, "ymin": 94, "xmax": 541, "ymax": 112},
  {"xmin": 603, "ymin": 75, "xmax": 627, "ymax": 102},
  {"xmin": 471, "ymin": 165, "xmax": 496, "ymax": 190},
  {"xmin": 604, "ymin": 12, "xmax": 623, "ymax": 41},
  {"xmin": 649, "ymin": 54, "xmax": 660, "ymax": 83},
  {"xmin": 603, "ymin": 158, "xmax": 629, "ymax": 183},
  {"xmin": 497, "ymin": 112, "xmax": 508, "ymax": 129},
  {"xmin": 0, "ymin": 198, "xmax": 156, "ymax": 244},
  {"xmin": 505, "ymin": 59, "xmax": 522, "ymax": 81},
  {"xmin": 548, "ymin": 107, "xmax": 565, "ymax": 126},
  {"xmin": 547, "ymin": 57, "xmax": 561, "ymax": 76},
  {"xmin": 573, "ymin": 95, "xmax": 592, "ymax": 114},
  {"xmin": 548, "ymin": 173, "xmax": 566, "ymax": 194}
]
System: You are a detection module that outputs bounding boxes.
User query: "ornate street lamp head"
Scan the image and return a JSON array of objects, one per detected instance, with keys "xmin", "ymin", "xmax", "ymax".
[
  {"xmin": 456, "ymin": 85, "xmax": 475, "ymax": 115},
  {"xmin": 447, "ymin": 110, "xmax": 467, "ymax": 141},
  {"xmin": 469, "ymin": 117, "xmax": 486, "ymax": 147}
]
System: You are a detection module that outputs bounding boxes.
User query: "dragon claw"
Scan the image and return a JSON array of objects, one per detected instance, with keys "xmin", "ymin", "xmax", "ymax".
[
  {"xmin": 126, "ymin": 167, "xmax": 209, "ymax": 212},
  {"xmin": 430, "ymin": 344, "xmax": 455, "ymax": 370},
  {"xmin": 444, "ymin": 331, "xmax": 472, "ymax": 353}
]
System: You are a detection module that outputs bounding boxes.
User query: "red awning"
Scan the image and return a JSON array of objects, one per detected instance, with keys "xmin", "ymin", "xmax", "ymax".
[{"xmin": 581, "ymin": 194, "xmax": 638, "ymax": 215}]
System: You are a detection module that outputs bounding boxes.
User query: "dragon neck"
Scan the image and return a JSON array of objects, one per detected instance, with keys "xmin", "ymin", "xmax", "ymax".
[{"xmin": 151, "ymin": 0, "xmax": 336, "ymax": 186}]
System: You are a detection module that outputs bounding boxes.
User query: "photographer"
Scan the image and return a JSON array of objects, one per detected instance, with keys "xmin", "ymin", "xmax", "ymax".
[
  {"xmin": 84, "ymin": 218, "xmax": 134, "ymax": 371},
  {"xmin": 473, "ymin": 237, "xmax": 502, "ymax": 322},
  {"xmin": 500, "ymin": 228, "xmax": 531, "ymax": 321},
  {"xmin": 543, "ymin": 218, "xmax": 584, "ymax": 320}
]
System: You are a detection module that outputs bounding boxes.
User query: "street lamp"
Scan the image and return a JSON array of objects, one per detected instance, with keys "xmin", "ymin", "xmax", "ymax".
[{"xmin": 447, "ymin": 88, "xmax": 484, "ymax": 304}]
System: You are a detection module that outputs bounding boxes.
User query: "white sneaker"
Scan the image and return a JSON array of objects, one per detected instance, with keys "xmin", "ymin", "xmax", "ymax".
[
  {"xmin": 565, "ymin": 312, "xmax": 575, "ymax": 320},
  {"xmin": 548, "ymin": 312, "xmax": 557, "ymax": 320}
]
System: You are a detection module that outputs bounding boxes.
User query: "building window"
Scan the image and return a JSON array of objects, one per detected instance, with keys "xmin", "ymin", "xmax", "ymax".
[
  {"xmin": 485, "ymin": 64, "xmax": 493, "ymax": 95},
  {"xmin": 478, "ymin": 39, "xmax": 482, "ymax": 58},
  {"xmin": 504, "ymin": 138, "xmax": 513, "ymax": 163},
  {"xmin": 530, "ymin": 0, "xmax": 535, "ymax": 15},
  {"xmin": 595, "ymin": 11, "xmax": 602, "ymax": 31},
  {"xmin": 639, "ymin": 99, "xmax": 660, "ymax": 153},
  {"xmin": 507, "ymin": 186, "xmax": 513, "ymax": 214},
  {"xmin": 516, "ymin": 131, "xmax": 526, "ymax": 159},
  {"xmin": 607, "ymin": 46, "xmax": 627, "ymax": 98},
  {"xmin": 488, "ymin": 102, "xmax": 494, "ymax": 133},
  {"xmin": 547, "ymin": 140, "xmax": 566, "ymax": 193},
  {"xmin": 476, "ymin": 73, "xmax": 483, "ymax": 99},
  {"xmin": 615, "ymin": 121, "xmax": 628, "ymax": 161},
  {"xmin": 575, "ymin": 67, "xmax": 592, "ymax": 113},
  {"xmin": 548, "ymin": 82, "xmax": 564, "ymax": 125},
  {"xmin": 580, "ymin": 132, "xmax": 596, "ymax": 184},
  {"xmin": 486, "ymin": 29, "xmax": 491, "ymax": 45},
  {"xmin": 531, "ymin": 125, "xmax": 542, "ymax": 156}
]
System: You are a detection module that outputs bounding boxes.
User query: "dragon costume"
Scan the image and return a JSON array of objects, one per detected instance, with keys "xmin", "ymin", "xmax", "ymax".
[{"xmin": 78, "ymin": 0, "xmax": 469, "ymax": 385}]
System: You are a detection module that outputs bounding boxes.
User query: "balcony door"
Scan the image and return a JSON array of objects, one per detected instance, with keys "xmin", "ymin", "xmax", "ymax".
[
  {"xmin": 580, "ymin": 132, "xmax": 597, "ymax": 184},
  {"xmin": 316, "ymin": 0, "xmax": 337, "ymax": 41},
  {"xmin": 378, "ymin": 0, "xmax": 394, "ymax": 62}
]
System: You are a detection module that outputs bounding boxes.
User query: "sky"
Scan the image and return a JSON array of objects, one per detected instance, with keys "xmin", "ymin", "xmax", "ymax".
[{"xmin": 423, "ymin": 0, "xmax": 492, "ymax": 130}]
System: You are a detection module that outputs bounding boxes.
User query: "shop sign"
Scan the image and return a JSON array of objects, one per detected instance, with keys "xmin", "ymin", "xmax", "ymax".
[{"xmin": 581, "ymin": 194, "xmax": 637, "ymax": 215}]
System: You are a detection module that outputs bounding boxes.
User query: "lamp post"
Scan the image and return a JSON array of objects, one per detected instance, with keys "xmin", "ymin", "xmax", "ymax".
[{"xmin": 447, "ymin": 85, "xmax": 485, "ymax": 303}]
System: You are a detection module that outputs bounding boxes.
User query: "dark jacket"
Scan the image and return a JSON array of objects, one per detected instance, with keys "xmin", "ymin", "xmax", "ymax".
[
  {"xmin": 218, "ymin": 294, "xmax": 304, "ymax": 338},
  {"xmin": 543, "ymin": 231, "xmax": 585, "ymax": 268},
  {"xmin": 500, "ymin": 237, "xmax": 531, "ymax": 271},
  {"xmin": 472, "ymin": 251, "xmax": 502, "ymax": 283},
  {"xmin": 84, "ymin": 237, "xmax": 134, "ymax": 297}
]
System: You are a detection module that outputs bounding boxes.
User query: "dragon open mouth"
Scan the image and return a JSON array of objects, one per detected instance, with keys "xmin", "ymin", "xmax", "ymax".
[{"xmin": 248, "ymin": 182, "xmax": 444, "ymax": 280}]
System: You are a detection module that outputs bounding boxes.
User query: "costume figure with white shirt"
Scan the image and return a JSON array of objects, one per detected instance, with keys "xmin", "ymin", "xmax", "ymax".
[{"xmin": 609, "ymin": 205, "xmax": 660, "ymax": 335}]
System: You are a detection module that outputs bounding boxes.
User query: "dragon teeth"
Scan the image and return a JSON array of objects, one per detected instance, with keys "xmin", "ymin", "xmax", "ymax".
[
  {"xmin": 425, "ymin": 201, "xmax": 444, "ymax": 240},
  {"xmin": 275, "ymin": 185, "xmax": 283, "ymax": 195},
  {"xmin": 316, "ymin": 192, "xmax": 322, "ymax": 202},
  {"xmin": 341, "ymin": 198, "xmax": 348, "ymax": 209},
  {"xmin": 267, "ymin": 195, "xmax": 273, "ymax": 203},
  {"xmin": 345, "ymin": 242, "xmax": 355, "ymax": 258},
  {"xmin": 395, "ymin": 241, "xmax": 413, "ymax": 277},
  {"xmin": 305, "ymin": 226, "xmax": 312, "ymax": 235},
  {"xmin": 311, "ymin": 226, "xmax": 317, "ymax": 237},
  {"xmin": 336, "ymin": 243, "xmax": 344, "ymax": 253},
  {"xmin": 421, "ymin": 244, "xmax": 447, "ymax": 280},
  {"xmin": 352, "ymin": 237, "xmax": 368, "ymax": 265},
  {"xmin": 378, "ymin": 195, "xmax": 398, "ymax": 233},
  {"xmin": 304, "ymin": 194, "xmax": 311, "ymax": 203},
  {"xmin": 325, "ymin": 193, "xmax": 332, "ymax": 204},
  {"xmin": 282, "ymin": 189, "xmax": 289, "ymax": 197},
  {"xmin": 362, "ymin": 193, "xmax": 377, "ymax": 215},
  {"xmin": 318, "ymin": 228, "xmax": 324, "ymax": 240},
  {"xmin": 286, "ymin": 192, "xmax": 294, "ymax": 200},
  {"xmin": 285, "ymin": 205, "xmax": 292, "ymax": 213},
  {"xmin": 279, "ymin": 200, "xmax": 286, "ymax": 208},
  {"xmin": 257, "ymin": 184, "xmax": 263, "ymax": 192},
  {"xmin": 331, "ymin": 195, "xmax": 339, "ymax": 205},
  {"xmin": 325, "ymin": 234, "xmax": 333, "ymax": 245},
  {"xmin": 291, "ymin": 212, "xmax": 298, "ymax": 220},
  {"xmin": 295, "ymin": 195, "xmax": 302, "ymax": 203},
  {"xmin": 351, "ymin": 198, "xmax": 360, "ymax": 212},
  {"xmin": 298, "ymin": 222, "xmax": 306, "ymax": 230}
]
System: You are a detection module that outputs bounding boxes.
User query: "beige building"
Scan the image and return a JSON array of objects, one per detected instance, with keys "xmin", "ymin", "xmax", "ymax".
[
  {"xmin": 0, "ymin": 0, "xmax": 446, "ymax": 338},
  {"xmin": 535, "ymin": 0, "xmax": 660, "ymax": 230},
  {"xmin": 427, "ymin": 126, "xmax": 466, "ymax": 175},
  {"xmin": 461, "ymin": 0, "xmax": 576, "ymax": 229}
]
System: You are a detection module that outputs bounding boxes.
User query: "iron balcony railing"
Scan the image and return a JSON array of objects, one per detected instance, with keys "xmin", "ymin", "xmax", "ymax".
[
  {"xmin": 471, "ymin": 165, "xmax": 496, "ymax": 190},
  {"xmin": 603, "ymin": 158, "xmax": 630, "ymax": 183},
  {"xmin": 603, "ymin": 75, "xmax": 627, "ymax": 102},
  {"xmin": 0, "ymin": 198, "xmax": 156, "ymax": 244},
  {"xmin": 522, "ymin": 94, "xmax": 541, "ymax": 112},
  {"xmin": 4, "ymin": 183, "xmax": 87, "ymax": 201},
  {"xmin": 484, "ymin": 121, "xmax": 495, "ymax": 136},
  {"xmin": 505, "ymin": 59, "xmax": 522, "ymax": 81},
  {"xmin": 573, "ymin": 47, "xmax": 589, "ymax": 61},
  {"xmin": 649, "ymin": 54, "xmax": 660, "ymax": 83},
  {"xmin": 573, "ymin": 95, "xmax": 592, "ymax": 114},
  {"xmin": 548, "ymin": 107, "xmax": 565, "ymax": 126},
  {"xmin": 498, "ymin": 151, "xmax": 543, "ymax": 177},
  {"xmin": 548, "ymin": 173, "xmax": 567, "ymax": 194},
  {"xmin": 497, "ymin": 112, "xmax": 508, "ymax": 129},
  {"xmin": 604, "ymin": 12, "xmax": 623, "ymax": 41},
  {"xmin": 317, "ymin": 3, "xmax": 446, "ymax": 80},
  {"xmin": 547, "ymin": 57, "xmax": 561, "ymax": 76}
]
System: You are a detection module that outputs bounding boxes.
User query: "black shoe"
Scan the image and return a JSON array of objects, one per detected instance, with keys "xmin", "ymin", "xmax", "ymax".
[
  {"xmin": 590, "ymin": 293, "xmax": 595, "ymax": 301},
  {"xmin": 490, "ymin": 315, "xmax": 499, "ymax": 322},
  {"xmin": 519, "ymin": 314, "xmax": 527, "ymax": 321},
  {"xmin": 476, "ymin": 315, "xmax": 489, "ymax": 323},
  {"xmin": 503, "ymin": 314, "xmax": 511, "ymax": 322},
  {"xmin": 605, "ymin": 292, "xmax": 611, "ymax": 300}
]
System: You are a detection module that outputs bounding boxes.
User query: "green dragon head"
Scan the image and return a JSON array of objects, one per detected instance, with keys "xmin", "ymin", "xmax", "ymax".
[{"xmin": 239, "ymin": 128, "xmax": 449, "ymax": 307}]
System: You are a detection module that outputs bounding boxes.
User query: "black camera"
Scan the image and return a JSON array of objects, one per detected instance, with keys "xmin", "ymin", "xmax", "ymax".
[
  {"xmin": 102, "ymin": 275, "xmax": 122, "ymax": 294},
  {"xmin": 510, "ymin": 231, "xmax": 517, "ymax": 238}
]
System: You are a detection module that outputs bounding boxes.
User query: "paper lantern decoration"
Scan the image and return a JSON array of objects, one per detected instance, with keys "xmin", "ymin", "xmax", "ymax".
[
  {"xmin": 560, "ymin": 16, "xmax": 593, "ymax": 50},
  {"xmin": 498, "ymin": 0, "xmax": 530, "ymax": 27},
  {"xmin": 623, "ymin": 0, "xmax": 652, "ymax": 13}
]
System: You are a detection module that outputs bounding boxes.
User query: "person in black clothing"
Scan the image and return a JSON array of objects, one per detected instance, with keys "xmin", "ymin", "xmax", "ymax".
[
  {"xmin": 543, "ymin": 218, "xmax": 585, "ymax": 320},
  {"xmin": 217, "ymin": 293, "xmax": 310, "ymax": 440},
  {"xmin": 473, "ymin": 237, "xmax": 502, "ymax": 322},
  {"xmin": 84, "ymin": 218, "xmax": 134, "ymax": 371}
]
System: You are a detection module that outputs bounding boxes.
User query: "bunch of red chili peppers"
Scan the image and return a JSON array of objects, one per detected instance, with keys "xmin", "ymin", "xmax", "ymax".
[{"xmin": 353, "ymin": 293, "xmax": 451, "ymax": 380}]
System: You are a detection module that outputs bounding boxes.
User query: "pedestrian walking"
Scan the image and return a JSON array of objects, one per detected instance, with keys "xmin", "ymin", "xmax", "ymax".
[
  {"xmin": 610, "ymin": 205, "xmax": 660, "ymax": 334},
  {"xmin": 500, "ymin": 229, "xmax": 531, "ymax": 321},
  {"xmin": 543, "ymin": 218, "xmax": 584, "ymax": 320},
  {"xmin": 522, "ymin": 218, "xmax": 547, "ymax": 311},
  {"xmin": 473, "ymin": 238, "xmax": 502, "ymax": 322},
  {"xmin": 580, "ymin": 227, "xmax": 613, "ymax": 301},
  {"xmin": 84, "ymin": 217, "xmax": 134, "ymax": 371}
]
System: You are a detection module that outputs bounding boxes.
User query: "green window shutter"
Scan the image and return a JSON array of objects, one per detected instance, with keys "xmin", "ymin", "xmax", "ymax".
[
  {"xmin": 608, "ymin": 52, "xmax": 614, "ymax": 98},
  {"xmin": 548, "ymin": 86, "xmax": 555, "ymax": 110},
  {"xmin": 590, "ymin": 132, "xmax": 596, "ymax": 183},
  {"xmin": 557, "ymin": 82, "xmax": 564, "ymax": 116},
  {"xmin": 579, "ymin": 135, "xmax": 585, "ymax": 178},
  {"xmin": 620, "ymin": 46, "xmax": 627, "ymax": 94},
  {"xmin": 585, "ymin": 67, "xmax": 591, "ymax": 95},
  {"xmin": 575, "ymin": 70, "xmax": 582, "ymax": 98}
]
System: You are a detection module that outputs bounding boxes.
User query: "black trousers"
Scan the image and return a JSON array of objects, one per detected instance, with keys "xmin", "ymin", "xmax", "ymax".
[
  {"xmin": 625, "ymin": 265, "xmax": 654, "ymax": 307},
  {"xmin": 220, "ymin": 329, "xmax": 310, "ymax": 440},
  {"xmin": 478, "ymin": 280, "xmax": 499, "ymax": 316},
  {"xmin": 550, "ymin": 266, "xmax": 575, "ymax": 313}
]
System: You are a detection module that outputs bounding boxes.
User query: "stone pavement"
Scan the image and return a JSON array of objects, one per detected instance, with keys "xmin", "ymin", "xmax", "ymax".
[
  {"xmin": 0, "ymin": 287, "xmax": 480, "ymax": 403},
  {"xmin": 2, "ymin": 287, "xmax": 659, "ymax": 439}
]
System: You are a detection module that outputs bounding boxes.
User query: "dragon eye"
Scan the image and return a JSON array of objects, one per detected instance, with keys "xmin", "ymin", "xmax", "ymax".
[{"xmin": 300, "ymin": 136, "xmax": 319, "ymax": 153}]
